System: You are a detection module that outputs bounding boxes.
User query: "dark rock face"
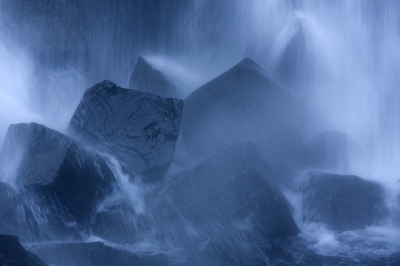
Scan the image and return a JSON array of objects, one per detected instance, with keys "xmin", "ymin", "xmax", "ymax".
[
  {"xmin": 181, "ymin": 58, "xmax": 304, "ymax": 171},
  {"xmin": 302, "ymin": 172, "xmax": 388, "ymax": 231},
  {"xmin": 148, "ymin": 142, "xmax": 299, "ymax": 263},
  {"xmin": 274, "ymin": 20, "xmax": 314, "ymax": 91},
  {"xmin": 0, "ymin": 181, "xmax": 83, "ymax": 242},
  {"xmin": 129, "ymin": 56, "xmax": 181, "ymax": 99},
  {"xmin": 28, "ymin": 242, "xmax": 166, "ymax": 266},
  {"xmin": 260, "ymin": 238, "xmax": 400, "ymax": 266},
  {"xmin": 307, "ymin": 130, "xmax": 364, "ymax": 171},
  {"xmin": 0, "ymin": 234, "xmax": 47, "ymax": 266},
  {"xmin": 68, "ymin": 80, "xmax": 184, "ymax": 182},
  {"xmin": 0, "ymin": 123, "xmax": 115, "ymax": 220}
]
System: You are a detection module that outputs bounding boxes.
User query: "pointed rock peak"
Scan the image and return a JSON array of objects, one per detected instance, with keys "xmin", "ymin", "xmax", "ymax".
[
  {"xmin": 231, "ymin": 57, "xmax": 268, "ymax": 76},
  {"xmin": 137, "ymin": 56, "xmax": 149, "ymax": 64},
  {"xmin": 84, "ymin": 80, "xmax": 120, "ymax": 96},
  {"xmin": 221, "ymin": 141, "xmax": 264, "ymax": 160},
  {"xmin": 237, "ymin": 57, "xmax": 259, "ymax": 68},
  {"xmin": 129, "ymin": 56, "xmax": 180, "ymax": 98},
  {"xmin": 135, "ymin": 56, "xmax": 152, "ymax": 69},
  {"xmin": 99, "ymin": 80, "xmax": 117, "ymax": 89}
]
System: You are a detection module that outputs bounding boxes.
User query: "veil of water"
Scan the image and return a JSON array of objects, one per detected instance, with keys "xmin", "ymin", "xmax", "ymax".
[{"xmin": 0, "ymin": 0, "xmax": 400, "ymax": 264}]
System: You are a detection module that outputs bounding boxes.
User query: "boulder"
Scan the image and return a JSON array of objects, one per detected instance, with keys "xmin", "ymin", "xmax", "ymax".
[
  {"xmin": 307, "ymin": 130, "xmax": 364, "ymax": 172},
  {"xmin": 0, "ymin": 123, "xmax": 115, "ymax": 220},
  {"xmin": 28, "ymin": 242, "xmax": 166, "ymax": 266},
  {"xmin": 129, "ymin": 56, "xmax": 181, "ymax": 98},
  {"xmin": 68, "ymin": 80, "xmax": 184, "ymax": 182},
  {"xmin": 259, "ymin": 238, "xmax": 400, "ymax": 266},
  {"xmin": 90, "ymin": 197, "xmax": 140, "ymax": 245},
  {"xmin": 146, "ymin": 142, "xmax": 299, "ymax": 263},
  {"xmin": 0, "ymin": 181, "xmax": 83, "ymax": 242},
  {"xmin": 274, "ymin": 20, "xmax": 314, "ymax": 91},
  {"xmin": 302, "ymin": 172, "xmax": 388, "ymax": 231},
  {"xmin": 0, "ymin": 234, "xmax": 47, "ymax": 266},
  {"xmin": 180, "ymin": 58, "xmax": 304, "ymax": 171}
]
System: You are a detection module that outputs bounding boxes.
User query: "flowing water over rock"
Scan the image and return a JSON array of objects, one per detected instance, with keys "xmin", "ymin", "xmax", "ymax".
[{"xmin": 0, "ymin": 1, "xmax": 400, "ymax": 265}]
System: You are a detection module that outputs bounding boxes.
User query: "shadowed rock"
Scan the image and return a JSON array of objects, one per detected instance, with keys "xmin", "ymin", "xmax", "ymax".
[
  {"xmin": 181, "ymin": 58, "xmax": 304, "ymax": 171},
  {"xmin": 0, "ymin": 182, "xmax": 70, "ymax": 242},
  {"xmin": 129, "ymin": 56, "xmax": 181, "ymax": 98},
  {"xmin": 0, "ymin": 234, "xmax": 47, "ymax": 266},
  {"xmin": 28, "ymin": 242, "xmax": 166, "ymax": 266},
  {"xmin": 302, "ymin": 172, "xmax": 388, "ymax": 231},
  {"xmin": 145, "ymin": 142, "xmax": 299, "ymax": 263},
  {"xmin": 307, "ymin": 130, "xmax": 364, "ymax": 172},
  {"xmin": 68, "ymin": 80, "xmax": 184, "ymax": 182},
  {"xmin": 274, "ymin": 20, "xmax": 314, "ymax": 90},
  {"xmin": 0, "ymin": 123, "xmax": 115, "ymax": 220}
]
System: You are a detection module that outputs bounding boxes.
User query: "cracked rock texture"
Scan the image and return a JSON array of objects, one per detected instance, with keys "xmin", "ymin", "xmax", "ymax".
[
  {"xmin": 68, "ymin": 80, "xmax": 184, "ymax": 182},
  {"xmin": 129, "ymin": 56, "xmax": 181, "ymax": 99},
  {"xmin": 302, "ymin": 172, "xmax": 388, "ymax": 231},
  {"xmin": 146, "ymin": 142, "xmax": 299, "ymax": 263},
  {"xmin": 0, "ymin": 123, "xmax": 115, "ymax": 220}
]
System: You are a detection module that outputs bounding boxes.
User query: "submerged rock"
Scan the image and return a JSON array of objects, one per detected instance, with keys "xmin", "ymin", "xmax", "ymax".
[
  {"xmin": 302, "ymin": 172, "xmax": 388, "ymax": 231},
  {"xmin": 129, "ymin": 56, "xmax": 181, "ymax": 98},
  {"xmin": 307, "ymin": 130, "xmax": 364, "ymax": 171},
  {"xmin": 0, "ymin": 181, "xmax": 83, "ymax": 242},
  {"xmin": 69, "ymin": 80, "xmax": 184, "ymax": 182},
  {"xmin": 0, "ymin": 123, "xmax": 115, "ymax": 220},
  {"xmin": 28, "ymin": 242, "xmax": 166, "ymax": 266},
  {"xmin": 181, "ymin": 58, "xmax": 304, "ymax": 171},
  {"xmin": 260, "ymin": 237, "xmax": 400, "ymax": 266},
  {"xmin": 274, "ymin": 20, "xmax": 314, "ymax": 91},
  {"xmin": 148, "ymin": 142, "xmax": 299, "ymax": 263},
  {"xmin": 0, "ymin": 234, "xmax": 47, "ymax": 266}
]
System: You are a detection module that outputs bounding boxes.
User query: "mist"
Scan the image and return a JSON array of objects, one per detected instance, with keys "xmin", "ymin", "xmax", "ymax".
[{"xmin": 0, "ymin": 1, "xmax": 399, "ymax": 265}]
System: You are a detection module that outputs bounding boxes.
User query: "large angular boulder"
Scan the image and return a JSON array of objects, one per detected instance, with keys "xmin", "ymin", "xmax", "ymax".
[
  {"xmin": 258, "ymin": 237, "xmax": 400, "ymax": 266},
  {"xmin": 68, "ymin": 80, "xmax": 184, "ymax": 182},
  {"xmin": 28, "ymin": 242, "xmax": 166, "ymax": 266},
  {"xmin": 0, "ymin": 181, "xmax": 83, "ymax": 242},
  {"xmin": 181, "ymin": 58, "xmax": 304, "ymax": 170},
  {"xmin": 0, "ymin": 234, "xmax": 47, "ymax": 266},
  {"xmin": 302, "ymin": 172, "xmax": 388, "ymax": 231},
  {"xmin": 0, "ymin": 123, "xmax": 115, "ymax": 220},
  {"xmin": 307, "ymin": 130, "xmax": 364, "ymax": 172},
  {"xmin": 274, "ymin": 20, "xmax": 314, "ymax": 91},
  {"xmin": 145, "ymin": 142, "xmax": 299, "ymax": 263},
  {"xmin": 129, "ymin": 56, "xmax": 181, "ymax": 99}
]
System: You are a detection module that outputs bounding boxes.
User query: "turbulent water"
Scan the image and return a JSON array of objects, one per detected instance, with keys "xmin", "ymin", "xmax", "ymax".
[{"xmin": 0, "ymin": 0, "xmax": 400, "ymax": 265}]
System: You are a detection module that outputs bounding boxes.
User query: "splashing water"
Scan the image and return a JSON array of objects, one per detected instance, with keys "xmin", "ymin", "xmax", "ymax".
[{"xmin": 1, "ymin": 0, "xmax": 400, "ymax": 263}]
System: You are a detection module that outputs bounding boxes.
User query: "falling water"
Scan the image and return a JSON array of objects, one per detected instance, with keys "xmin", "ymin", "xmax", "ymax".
[{"xmin": 1, "ymin": 0, "xmax": 400, "ymax": 264}]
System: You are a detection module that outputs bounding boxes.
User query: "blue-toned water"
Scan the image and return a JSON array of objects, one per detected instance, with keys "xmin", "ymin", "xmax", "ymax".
[{"xmin": 0, "ymin": 1, "xmax": 399, "ymax": 265}]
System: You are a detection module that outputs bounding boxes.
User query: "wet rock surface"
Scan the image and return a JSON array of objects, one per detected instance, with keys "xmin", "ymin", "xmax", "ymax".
[
  {"xmin": 0, "ymin": 234, "xmax": 47, "ymax": 266},
  {"xmin": 0, "ymin": 182, "xmax": 55, "ymax": 241},
  {"xmin": 0, "ymin": 123, "xmax": 115, "ymax": 220},
  {"xmin": 259, "ymin": 237, "xmax": 400, "ymax": 266},
  {"xmin": 129, "ymin": 56, "xmax": 181, "ymax": 99},
  {"xmin": 69, "ymin": 80, "xmax": 184, "ymax": 182},
  {"xmin": 28, "ymin": 242, "xmax": 166, "ymax": 266},
  {"xmin": 302, "ymin": 172, "xmax": 388, "ymax": 231},
  {"xmin": 146, "ymin": 142, "xmax": 299, "ymax": 263},
  {"xmin": 181, "ymin": 58, "xmax": 305, "ymax": 171},
  {"xmin": 307, "ymin": 130, "xmax": 364, "ymax": 171}
]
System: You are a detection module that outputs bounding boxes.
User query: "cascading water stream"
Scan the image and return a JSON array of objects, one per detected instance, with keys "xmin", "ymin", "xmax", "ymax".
[{"xmin": 0, "ymin": 0, "xmax": 400, "ymax": 264}]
